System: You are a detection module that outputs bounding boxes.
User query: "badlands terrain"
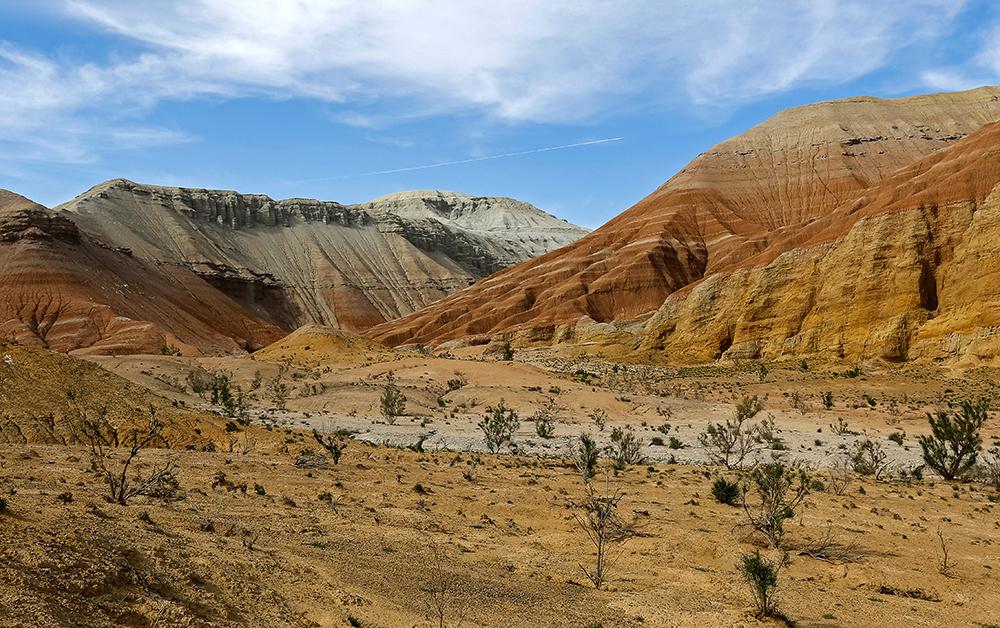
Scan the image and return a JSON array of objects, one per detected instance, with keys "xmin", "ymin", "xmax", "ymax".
[{"xmin": 3, "ymin": 86, "xmax": 1000, "ymax": 627}]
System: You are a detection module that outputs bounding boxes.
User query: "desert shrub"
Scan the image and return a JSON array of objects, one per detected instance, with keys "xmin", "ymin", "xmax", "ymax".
[
  {"xmin": 535, "ymin": 417, "xmax": 555, "ymax": 438},
  {"xmin": 210, "ymin": 371, "xmax": 248, "ymax": 420},
  {"xmin": 499, "ymin": 338, "xmax": 514, "ymax": 361},
  {"xmin": 312, "ymin": 429, "xmax": 348, "ymax": 464},
  {"xmin": 446, "ymin": 371, "xmax": 468, "ymax": 391},
  {"xmin": 698, "ymin": 396, "xmax": 766, "ymax": 469},
  {"xmin": 888, "ymin": 431, "xmax": 905, "ymax": 446},
  {"xmin": 478, "ymin": 399, "xmax": 519, "ymax": 453},
  {"xmin": 589, "ymin": 408, "xmax": 607, "ymax": 432},
  {"xmin": 919, "ymin": 399, "xmax": 988, "ymax": 480},
  {"xmin": 161, "ymin": 343, "xmax": 181, "ymax": 356},
  {"xmin": 77, "ymin": 406, "xmax": 177, "ymax": 506},
  {"xmin": 380, "ymin": 372, "xmax": 407, "ymax": 425},
  {"xmin": 738, "ymin": 549, "xmax": 788, "ymax": 619},
  {"xmin": 186, "ymin": 369, "xmax": 211, "ymax": 393},
  {"xmin": 608, "ymin": 426, "xmax": 643, "ymax": 470},
  {"xmin": 756, "ymin": 363, "xmax": 768, "ymax": 383},
  {"xmin": 531, "ymin": 398, "xmax": 561, "ymax": 439},
  {"xmin": 573, "ymin": 433, "xmax": 601, "ymax": 480},
  {"xmin": 829, "ymin": 417, "xmax": 853, "ymax": 435},
  {"xmin": 821, "ymin": 391, "xmax": 834, "ymax": 410},
  {"xmin": 268, "ymin": 362, "xmax": 291, "ymax": 410},
  {"xmin": 574, "ymin": 481, "xmax": 636, "ymax": 589},
  {"xmin": 422, "ymin": 541, "xmax": 468, "ymax": 628},
  {"xmin": 712, "ymin": 477, "xmax": 741, "ymax": 505},
  {"xmin": 848, "ymin": 438, "xmax": 890, "ymax": 479},
  {"xmin": 143, "ymin": 468, "xmax": 181, "ymax": 501},
  {"xmin": 824, "ymin": 457, "xmax": 852, "ymax": 495},
  {"xmin": 741, "ymin": 461, "xmax": 811, "ymax": 548}
]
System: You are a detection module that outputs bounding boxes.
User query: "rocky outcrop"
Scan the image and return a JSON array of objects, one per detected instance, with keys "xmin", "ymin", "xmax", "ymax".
[
  {"xmin": 60, "ymin": 181, "xmax": 586, "ymax": 331},
  {"xmin": 371, "ymin": 86, "xmax": 1000, "ymax": 365},
  {"xmin": 0, "ymin": 190, "xmax": 284, "ymax": 355}
]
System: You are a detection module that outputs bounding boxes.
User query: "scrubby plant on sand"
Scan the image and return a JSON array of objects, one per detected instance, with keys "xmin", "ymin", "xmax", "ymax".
[
  {"xmin": 919, "ymin": 399, "xmax": 988, "ymax": 480},
  {"xmin": 699, "ymin": 395, "xmax": 766, "ymax": 469},
  {"xmin": 380, "ymin": 371, "xmax": 407, "ymax": 425},
  {"xmin": 574, "ymin": 477, "xmax": 637, "ymax": 590},
  {"xmin": 73, "ymin": 400, "xmax": 178, "ymax": 506},
  {"xmin": 478, "ymin": 399, "xmax": 519, "ymax": 453},
  {"xmin": 737, "ymin": 549, "xmax": 788, "ymax": 619},
  {"xmin": 741, "ymin": 461, "xmax": 811, "ymax": 549}
]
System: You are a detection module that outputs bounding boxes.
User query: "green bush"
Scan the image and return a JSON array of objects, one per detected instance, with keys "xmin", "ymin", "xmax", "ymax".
[
  {"xmin": 737, "ymin": 549, "xmax": 787, "ymax": 619},
  {"xmin": 919, "ymin": 399, "xmax": 988, "ymax": 480},
  {"xmin": 711, "ymin": 477, "xmax": 740, "ymax": 505},
  {"xmin": 573, "ymin": 433, "xmax": 601, "ymax": 480},
  {"xmin": 478, "ymin": 399, "xmax": 519, "ymax": 453}
]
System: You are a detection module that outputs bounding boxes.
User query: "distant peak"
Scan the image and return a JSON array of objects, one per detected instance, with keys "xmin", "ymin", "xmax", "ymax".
[{"xmin": 365, "ymin": 189, "xmax": 474, "ymax": 203}]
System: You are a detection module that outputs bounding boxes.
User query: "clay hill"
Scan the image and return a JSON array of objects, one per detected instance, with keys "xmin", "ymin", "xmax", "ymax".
[
  {"xmin": 0, "ymin": 190, "xmax": 283, "ymax": 355},
  {"xmin": 59, "ymin": 181, "xmax": 586, "ymax": 331},
  {"xmin": 371, "ymin": 86, "xmax": 1000, "ymax": 364}
]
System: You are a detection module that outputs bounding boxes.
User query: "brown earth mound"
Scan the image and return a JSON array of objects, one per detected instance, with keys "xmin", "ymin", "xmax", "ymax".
[{"xmin": 252, "ymin": 324, "xmax": 397, "ymax": 368}]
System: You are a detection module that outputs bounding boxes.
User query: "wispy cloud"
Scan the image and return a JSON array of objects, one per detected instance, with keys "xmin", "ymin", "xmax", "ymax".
[
  {"xmin": 285, "ymin": 137, "xmax": 624, "ymax": 183},
  {"xmin": 0, "ymin": 0, "xmax": 975, "ymax": 168}
]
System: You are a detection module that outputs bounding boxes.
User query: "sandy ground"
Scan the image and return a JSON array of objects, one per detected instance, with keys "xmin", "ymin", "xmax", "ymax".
[
  {"xmin": 87, "ymin": 351, "xmax": 1000, "ymax": 473},
  {"xmin": 1, "ymin": 345, "xmax": 998, "ymax": 626},
  {"xmin": 1, "ymin": 440, "xmax": 998, "ymax": 627}
]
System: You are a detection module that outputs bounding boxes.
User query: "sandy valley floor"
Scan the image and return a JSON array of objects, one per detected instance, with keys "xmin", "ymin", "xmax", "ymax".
[{"xmin": 1, "ymin": 341, "xmax": 999, "ymax": 626}]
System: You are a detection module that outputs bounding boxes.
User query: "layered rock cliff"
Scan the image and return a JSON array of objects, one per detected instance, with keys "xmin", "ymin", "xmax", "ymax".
[
  {"xmin": 0, "ymin": 190, "xmax": 284, "ymax": 355},
  {"xmin": 59, "ymin": 181, "xmax": 586, "ymax": 331},
  {"xmin": 371, "ymin": 86, "xmax": 1000, "ymax": 364}
]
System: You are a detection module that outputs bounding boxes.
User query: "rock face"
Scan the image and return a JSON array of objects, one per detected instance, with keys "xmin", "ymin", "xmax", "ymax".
[
  {"xmin": 371, "ymin": 86, "xmax": 1000, "ymax": 364},
  {"xmin": 60, "ymin": 181, "xmax": 586, "ymax": 331},
  {"xmin": 0, "ymin": 190, "xmax": 284, "ymax": 355}
]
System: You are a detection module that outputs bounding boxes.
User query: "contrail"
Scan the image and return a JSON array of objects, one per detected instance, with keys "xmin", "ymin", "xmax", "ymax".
[{"xmin": 286, "ymin": 137, "xmax": 624, "ymax": 183}]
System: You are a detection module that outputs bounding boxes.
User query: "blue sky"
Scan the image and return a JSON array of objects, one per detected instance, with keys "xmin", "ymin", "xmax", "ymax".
[{"xmin": 2, "ymin": 1, "xmax": 999, "ymax": 228}]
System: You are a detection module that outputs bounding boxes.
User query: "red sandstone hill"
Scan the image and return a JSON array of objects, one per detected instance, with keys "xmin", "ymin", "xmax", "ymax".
[
  {"xmin": 0, "ymin": 190, "xmax": 284, "ymax": 355},
  {"xmin": 369, "ymin": 86, "xmax": 1000, "ymax": 363}
]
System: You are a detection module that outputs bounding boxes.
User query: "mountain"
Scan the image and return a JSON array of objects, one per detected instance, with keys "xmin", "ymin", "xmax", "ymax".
[
  {"xmin": 0, "ymin": 190, "xmax": 283, "ymax": 355},
  {"xmin": 371, "ymin": 86, "xmax": 1000, "ymax": 364},
  {"xmin": 59, "ymin": 180, "xmax": 586, "ymax": 331}
]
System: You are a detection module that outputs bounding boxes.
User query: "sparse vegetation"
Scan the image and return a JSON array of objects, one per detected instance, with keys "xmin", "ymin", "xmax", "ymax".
[
  {"xmin": 607, "ymin": 426, "xmax": 643, "ymax": 470},
  {"xmin": 380, "ymin": 372, "xmax": 407, "ymax": 425},
  {"xmin": 268, "ymin": 362, "xmax": 291, "ymax": 410},
  {"xmin": 711, "ymin": 477, "xmax": 741, "ymax": 505},
  {"xmin": 919, "ymin": 399, "xmax": 988, "ymax": 480},
  {"xmin": 589, "ymin": 408, "xmax": 607, "ymax": 432},
  {"xmin": 312, "ymin": 429, "xmax": 348, "ymax": 464},
  {"xmin": 573, "ymin": 433, "xmax": 601, "ymax": 480},
  {"xmin": 478, "ymin": 399, "xmax": 519, "ymax": 453},
  {"xmin": 741, "ymin": 461, "xmax": 811, "ymax": 549},
  {"xmin": 531, "ymin": 398, "xmax": 560, "ymax": 439},
  {"xmin": 499, "ymin": 337, "xmax": 514, "ymax": 361},
  {"xmin": 821, "ymin": 391, "xmax": 834, "ymax": 410},
  {"xmin": 737, "ymin": 549, "xmax": 788, "ymax": 619},
  {"xmin": 698, "ymin": 395, "xmax": 766, "ymax": 469},
  {"xmin": 574, "ymin": 479, "xmax": 636, "ymax": 590},
  {"xmin": 848, "ymin": 438, "xmax": 890, "ymax": 479},
  {"xmin": 75, "ymin": 404, "xmax": 178, "ymax": 506}
]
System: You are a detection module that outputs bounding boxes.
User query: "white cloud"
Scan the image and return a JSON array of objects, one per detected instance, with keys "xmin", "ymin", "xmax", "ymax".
[
  {"xmin": 0, "ymin": 0, "xmax": 973, "ymax": 167},
  {"xmin": 925, "ymin": 23, "xmax": 1000, "ymax": 93}
]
